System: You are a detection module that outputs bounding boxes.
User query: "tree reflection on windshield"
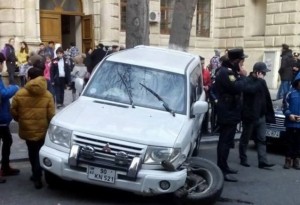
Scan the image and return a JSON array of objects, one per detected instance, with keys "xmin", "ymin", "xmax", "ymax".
[{"xmin": 83, "ymin": 61, "xmax": 186, "ymax": 114}]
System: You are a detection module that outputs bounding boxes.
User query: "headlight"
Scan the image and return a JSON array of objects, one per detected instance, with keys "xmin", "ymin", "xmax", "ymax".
[
  {"xmin": 48, "ymin": 124, "xmax": 72, "ymax": 148},
  {"xmin": 144, "ymin": 146, "xmax": 181, "ymax": 165}
]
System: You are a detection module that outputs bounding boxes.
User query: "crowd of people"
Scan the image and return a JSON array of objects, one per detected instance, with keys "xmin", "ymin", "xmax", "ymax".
[
  {"xmin": 0, "ymin": 38, "xmax": 124, "ymax": 188},
  {"xmin": 1, "ymin": 38, "xmax": 300, "ymax": 188},
  {"xmin": 201, "ymin": 44, "xmax": 300, "ymax": 182}
]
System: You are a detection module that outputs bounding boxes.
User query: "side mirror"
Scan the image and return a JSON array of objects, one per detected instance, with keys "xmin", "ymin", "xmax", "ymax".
[
  {"xmin": 192, "ymin": 100, "xmax": 208, "ymax": 115},
  {"xmin": 74, "ymin": 78, "xmax": 84, "ymax": 94}
]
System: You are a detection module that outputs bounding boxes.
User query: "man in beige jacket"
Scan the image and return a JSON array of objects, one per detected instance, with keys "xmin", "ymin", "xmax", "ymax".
[{"xmin": 11, "ymin": 67, "xmax": 55, "ymax": 189}]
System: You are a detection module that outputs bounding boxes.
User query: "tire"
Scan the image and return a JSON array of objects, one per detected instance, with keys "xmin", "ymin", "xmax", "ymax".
[
  {"xmin": 44, "ymin": 170, "xmax": 63, "ymax": 188},
  {"xmin": 174, "ymin": 157, "xmax": 224, "ymax": 205}
]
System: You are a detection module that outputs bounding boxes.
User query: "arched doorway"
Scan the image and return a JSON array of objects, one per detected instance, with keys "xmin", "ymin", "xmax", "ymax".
[{"xmin": 40, "ymin": 0, "xmax": 93, "ymax": 53}]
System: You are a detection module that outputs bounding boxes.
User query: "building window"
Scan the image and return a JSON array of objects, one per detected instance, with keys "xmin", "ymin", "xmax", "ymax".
[
  {"xmin": 196, "ymin": 0, "xmax": 211, "ymax": 37},
  {"xmin": 40, "ymin": 0, "xmax": 81, "ymax": 12},
  {"xmin": 160, "ymin": 0, "xmax": 175, "ymax": 34},
  {"xmin": 120, "ymin": 0, "xmax": 127, "ymax": 31}
]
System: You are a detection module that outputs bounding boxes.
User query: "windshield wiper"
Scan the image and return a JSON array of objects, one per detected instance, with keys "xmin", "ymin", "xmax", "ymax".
[
  {"xmin": 139, "ymin": 82, "xmax": 175, "ymax": 117},
  {"xmin": 117, "ymin": 71, "xmax": 135, "ymax": 108}
]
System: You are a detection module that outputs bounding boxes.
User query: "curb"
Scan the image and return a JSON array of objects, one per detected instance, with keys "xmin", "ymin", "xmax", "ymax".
[{"xmin": 10, "ymin": 158, "xmax": 28, "ymax": 163}]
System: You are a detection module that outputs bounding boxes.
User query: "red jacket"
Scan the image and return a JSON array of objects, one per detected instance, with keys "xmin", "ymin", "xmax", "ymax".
[{"xmin": 203, "ymin": 67, "xmax": 211, "ymax": 87}]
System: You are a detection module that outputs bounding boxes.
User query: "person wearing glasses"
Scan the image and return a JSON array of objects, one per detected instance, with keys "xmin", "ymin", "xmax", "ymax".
[{"xmin": 239, "ymin": 62, "xmax": 275, "ymax": 169}]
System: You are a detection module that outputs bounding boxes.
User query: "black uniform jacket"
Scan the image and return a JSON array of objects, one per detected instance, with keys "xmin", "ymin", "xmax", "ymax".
[{"xmin": 215, "ymin": 61, "xmax": 246, "ymax": 125}]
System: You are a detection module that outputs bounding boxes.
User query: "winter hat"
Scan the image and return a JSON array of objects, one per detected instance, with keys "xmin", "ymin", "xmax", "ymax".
[
  {"xmin": 228, "ymin": 48, "xmax": 248, "ymax": 60},
  {"xmin": 253, "ymin": 62, "xmax": 270, "ymax": 73}
]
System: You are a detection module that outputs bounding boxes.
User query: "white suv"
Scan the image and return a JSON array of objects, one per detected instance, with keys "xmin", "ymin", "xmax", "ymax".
[{"xmin": 39, "ymin": 46, "xmax": 223, "ymax": 204}]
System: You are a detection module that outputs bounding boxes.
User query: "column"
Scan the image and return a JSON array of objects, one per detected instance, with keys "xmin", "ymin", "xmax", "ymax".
[{"xmin": 24, "ymin": 0, "xmax": 40, "ymax": 43}]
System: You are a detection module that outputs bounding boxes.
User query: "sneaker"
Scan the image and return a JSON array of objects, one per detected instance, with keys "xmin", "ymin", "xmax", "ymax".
[{"xmin": 1, "ymin": 167, "xmax": 20, "ymax": 176}]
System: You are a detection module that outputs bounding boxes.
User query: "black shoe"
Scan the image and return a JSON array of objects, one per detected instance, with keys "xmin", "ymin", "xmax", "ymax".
[
  {"xmin": 240, "ymin": 162, "xmax": 250, "ymax": 167},
  {"xmin": 0, "ymin": 177, "xmax": 6, "ymax": 183},
  {"xmin": 34, "ymin": 180, "xmax": 43, "ymax": 189},
  {"xmin": 224, "ymin": 174, "xmax": 238, "ymax": 182},
  {"xmin": 223, "ymin": 168, "xmax": 238, "ymax": 174},
  {"xmin": 1, "ymin": 167, "xmax": 20, "ymax": 176},
  {"xmin": 258, "ymin": 162, "xmax": 275, "ymax": 169}
]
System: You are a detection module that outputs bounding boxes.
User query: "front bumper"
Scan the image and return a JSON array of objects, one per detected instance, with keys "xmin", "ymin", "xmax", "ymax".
[{"xmin": 39, "ymin": 145, "xmax": 187, "ymax": 195}]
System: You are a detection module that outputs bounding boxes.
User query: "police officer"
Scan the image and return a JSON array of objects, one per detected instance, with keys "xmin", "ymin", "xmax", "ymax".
[{"xmin": 215, "ymin": 48, "xmax": 248, "ymax": 182}]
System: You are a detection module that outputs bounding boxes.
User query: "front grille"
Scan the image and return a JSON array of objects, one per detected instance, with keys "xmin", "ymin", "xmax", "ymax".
[
  {"xmin": 73, "ymin": 133, "xmax": 146, "ymax": 163},
  {"xmin": 266, "ymin": 115, "xmax": 286, "ymax": 132}
]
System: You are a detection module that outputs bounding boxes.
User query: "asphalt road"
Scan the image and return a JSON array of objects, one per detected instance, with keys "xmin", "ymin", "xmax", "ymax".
[
  {"xmin": 201, "ymin": 142, "xmax": 300, "ymax": 205},
  {"xmin": 1, "ymin": 141, "xmax": 300, "ymax": 205}
]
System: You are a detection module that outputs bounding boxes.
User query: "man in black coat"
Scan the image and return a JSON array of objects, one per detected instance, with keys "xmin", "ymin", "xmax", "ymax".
[
  {"xmin": 215, "ymin": 48, "xmax": 248, "ymax": 182},
  {"xmin": 90, "ymin": 43, "xmax": 107, "ymax": 71},
  {"xmin": 277, "ymin": 44, "xmax": 294, "ymax": 99},
  {"xmin": 239, "ymin": 62, "xmax": 275, "ymax": 169}
]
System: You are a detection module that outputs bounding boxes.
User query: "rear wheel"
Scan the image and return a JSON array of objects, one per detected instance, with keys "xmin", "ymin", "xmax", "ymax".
[{"xmin": 174, "ymin": 157, "xmax": 224, "ymax": 205}]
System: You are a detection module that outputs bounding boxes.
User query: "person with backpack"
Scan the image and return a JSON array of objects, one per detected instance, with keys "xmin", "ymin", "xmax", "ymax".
[
  {"xmin": 0, "ymin": 52, "xmax": 20, "ymax": 183},
  {"xmin": 209, "ymin": 49, "xmax": 221, "ymax": 76},
  {"xmin": 2, "ymin": 38, "xmax": 18, "ymax": 84}
]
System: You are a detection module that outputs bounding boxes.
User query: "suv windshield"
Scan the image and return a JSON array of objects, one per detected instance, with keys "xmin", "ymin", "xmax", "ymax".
[{"xmin": 83, "ymin": 61, "xmax": 186, "ymax": 114}]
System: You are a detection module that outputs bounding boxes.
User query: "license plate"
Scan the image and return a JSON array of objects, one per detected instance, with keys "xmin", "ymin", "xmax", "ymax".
[
  {"xmin": 265, "ymin": 129, "xmax": 280, "ymax": 138},
  {"xmin": 87, "ymin": 166, "xmax": 116, "ymax": 183}
]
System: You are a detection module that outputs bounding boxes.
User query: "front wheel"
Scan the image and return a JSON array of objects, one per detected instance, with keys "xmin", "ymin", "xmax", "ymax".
[{"xmin": 174, "ymin": 157, "xmax": 224, "ymax": 205}]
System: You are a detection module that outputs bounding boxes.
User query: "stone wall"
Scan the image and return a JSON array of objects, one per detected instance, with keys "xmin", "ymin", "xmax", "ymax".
[{"xmin": 265, "ymin": 0, "xmax": 300, "ymax": 48}]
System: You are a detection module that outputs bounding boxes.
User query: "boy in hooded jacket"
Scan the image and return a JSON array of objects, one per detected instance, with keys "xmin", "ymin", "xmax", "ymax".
[
  {"xmin": 283, "ymin": 72, "xmax": 300, "ymax": 169},
  {"xmin": 11, "ymin": 67, "xmax": 55, "ymax": 189},
  {"xmin": 0, "ymin": 53, "xmax": 19, "ymax": 183}
]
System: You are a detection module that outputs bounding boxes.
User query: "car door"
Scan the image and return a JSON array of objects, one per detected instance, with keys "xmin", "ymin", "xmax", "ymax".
[{"xmin": 189, "ymin": 65, "xmax": 205, "ymax": 143}]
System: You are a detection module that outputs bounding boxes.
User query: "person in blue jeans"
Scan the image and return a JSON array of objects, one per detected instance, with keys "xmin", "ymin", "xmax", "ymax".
[
  {"xmin": 0, "ymin": 53, "xmax": 19, "ymax": 183},
  {"xmin": 283, "ymin": 72, "xmax": 300, "ymax": 169},
  {"xmin": 277, "ymin": 44, "xmax": 294, "ymax": 99}
]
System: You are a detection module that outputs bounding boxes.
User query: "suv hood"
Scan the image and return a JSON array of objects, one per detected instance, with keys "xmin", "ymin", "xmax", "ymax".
[{"xmin": 53, "ymin": 99, "xmax": 186, "ymax": 147}]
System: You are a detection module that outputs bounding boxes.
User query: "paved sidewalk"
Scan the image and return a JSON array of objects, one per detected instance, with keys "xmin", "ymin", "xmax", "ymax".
[{"xmin": 7, "ymin": 89, "xmax": 278, "ymax": 161}]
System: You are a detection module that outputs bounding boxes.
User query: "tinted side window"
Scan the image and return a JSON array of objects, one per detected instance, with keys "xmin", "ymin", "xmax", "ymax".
[{"xmin": 189, "ymin": 65, "xmax": 203, "ymax": 106}]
